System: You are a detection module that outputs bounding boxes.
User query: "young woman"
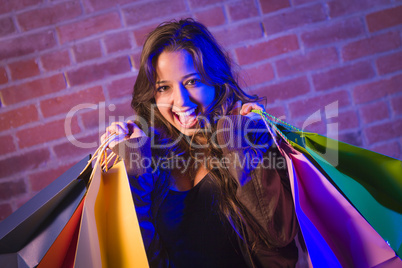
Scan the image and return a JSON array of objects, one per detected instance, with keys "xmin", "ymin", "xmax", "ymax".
[{"xmin": 102, "ymin": 19, "xmax": 301, "ymax": 268}]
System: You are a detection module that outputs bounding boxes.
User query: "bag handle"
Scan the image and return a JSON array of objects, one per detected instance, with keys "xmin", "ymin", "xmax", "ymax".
[
  {"xmin": 252, "ymin": 109, "xmax": 303, "ymax": 148},
  {"xmin": 81, "ymin": 133, "xmax": 126, "ymax": 176}
]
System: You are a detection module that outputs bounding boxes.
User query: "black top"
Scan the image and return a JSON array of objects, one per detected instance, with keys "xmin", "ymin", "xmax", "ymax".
[{"xmin": 156, "ymin": 175, "xmax": 249, "ymax": 268}]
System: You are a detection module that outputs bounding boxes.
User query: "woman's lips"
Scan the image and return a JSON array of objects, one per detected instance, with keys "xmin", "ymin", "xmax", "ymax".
[{"xmin": 174, "ymin": 107, "xmax": 198, "ymax": 128}]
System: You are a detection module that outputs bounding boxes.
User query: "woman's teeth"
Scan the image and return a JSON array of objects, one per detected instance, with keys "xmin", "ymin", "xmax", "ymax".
[
  {"xmin": 174, "ymin": 108, "xmax": 197, "ymax": 127},
  {"xmin": 174, "ymin": 108, "xmax": 196, "ymax": 116}
]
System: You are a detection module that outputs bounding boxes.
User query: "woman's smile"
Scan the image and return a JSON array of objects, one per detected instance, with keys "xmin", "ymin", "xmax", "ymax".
[{"xmin": 173, "ymin": 107, "xmax": 198, "ymax": 128}]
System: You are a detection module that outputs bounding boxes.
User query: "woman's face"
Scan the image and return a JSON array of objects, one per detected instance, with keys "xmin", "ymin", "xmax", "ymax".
[{"xmin": 154, "ymin": 50, "xmax": 216, "ymax": 136}]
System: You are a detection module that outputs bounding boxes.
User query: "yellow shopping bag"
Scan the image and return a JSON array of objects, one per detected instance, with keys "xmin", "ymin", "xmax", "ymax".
[{"xmin": 74, "ymin": 135, "xmax": 149, "ymax": 267}]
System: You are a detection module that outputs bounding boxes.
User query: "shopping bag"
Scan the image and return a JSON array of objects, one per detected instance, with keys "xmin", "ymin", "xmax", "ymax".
[
  {"xmin": 279, "ymin": 141, "xmax": 400, "ymax": 267},
  {"xmin": 74, "ymin": 134, "xmax": 149, "ymax": 268},
  {"xmin": 253, "ymin": 110, "xmax": 402, "ymax": 266},
  {"xmin": 37, "ymin": 196, "xmax": 85, "ymax": 268},
  {"xmin": 0, "ymin": 155, "xmax": 91, "ymax": 268}
]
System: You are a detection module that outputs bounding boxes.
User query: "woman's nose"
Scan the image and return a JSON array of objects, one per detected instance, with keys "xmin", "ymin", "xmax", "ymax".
[{"xmin": 173, "ymin": 84, "xmax": 190, "ymax": 107}]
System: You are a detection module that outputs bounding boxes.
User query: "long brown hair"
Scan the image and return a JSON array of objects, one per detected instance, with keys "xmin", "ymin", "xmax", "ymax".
[{"xmin": 131, "ymin": 18, "xmax": 269, "ymax": 251}]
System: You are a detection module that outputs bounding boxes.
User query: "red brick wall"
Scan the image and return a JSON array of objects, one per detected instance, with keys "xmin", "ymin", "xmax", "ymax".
[{"xmin": 0, "ymin": 0, "xmax": 401, "ymax": 220}]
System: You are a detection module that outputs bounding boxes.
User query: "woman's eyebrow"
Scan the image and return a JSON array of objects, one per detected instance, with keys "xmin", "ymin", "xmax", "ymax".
[
  {"xmin": 182, "ymin": 72, "xmax": 199, "ymax": 79},
  {"xmin": 156, "ymin": 73, "xmax": 200, "ymax": 85}
]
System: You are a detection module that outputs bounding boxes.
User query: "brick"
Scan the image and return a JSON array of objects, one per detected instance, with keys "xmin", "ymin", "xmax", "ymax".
[
  {"xmin": 17, "ymin": 1, "xmax": 82, "ymax": 31},
  {"xmin": 0, "ymin": 74, "xmax": 66, "ymax": 106},
  {"xmin": 41, "ymin": 50, "xmax": 71, "ymax": 71},
  {"xmin": 213, "ymin": 21, "xmax": 263, "ymax": 47},
  {"xmin": 264, "ymin": 105, "xmax": 287, "ymax": 120},
  {"xmin": 123, "ymin": 0, "xmax": 187, "ymax": 26},
  {"xmin": 0, "ymin": 105, "xmax": 39, "ymax": 131},
  {"xmin": 133, "ymin": 23, "xmax": 159, "ymax": 47},
  {"xmin": 16, "ymin": 117, "xmax": 81, "ymax": 148},
  {"xmin": 0, "ymin": 17, "xmax": 16, "ymax": 37},
  {"xmin": 0, "ymin": 135, "xmax": 16, "ymax": 154},
  {"xmin": 104, "ymin": 100, "xmax": 134, "ymax": 122},
  {"xmin": 328, "ymin": 0, "xmax": 390, "ymax": 18},
  {"xmin": 242, "ymin": 62, "xmax": 275, "ymax": 86},
  {"xmin": 0, "ymin": 0, "xmax": 41, "ymax": 14},
  {"xmin": 8, "ymin": 58, "xmax": 40, "ymax": 80},
  {"xmin": 359, "ymin": 101, "xmax": 390, "ymax": 124},
  {"xmin": 370, "ymin": 141, "xmax": 401, "ymax": 159},
  {"xmin": 53, "ymin": 133, "xmax": 99, "ymax": 159},
  {"xmin": 390, "ymin": 95, "xmax": 402, "ymax": 115},
  {"xmin": 0, "ymin": 148, "xmax": 50, "ymax": 178},
  {"xmin": 364, "ymin": 119, "xmax": 402, "ymax": 144},
  {"xmin": 276, "ymin": 47, "xmax": 339, "ymax": 77},
  {"xmin": 236, "ymin": 35, "xmax": 299, "ymax": 65},
  {"xmin": 335, "ymin": 110, "xmax": 360, "ymax": 131},
  {"xmin": 228, "ymin": 0, "xmax": 258, "ymax": 21},
  {"xmin": 0, "ymin": 31, "xmax": 57, "ymax": 61},
  {"xmin": 107, "ymin": 76, "xmax": 136, "ymax": 100},
  {"xmin": 105, "ymin": 31, "xmax": 133, "ymax": 54},
  {"xmin": 338, "ymin": 131, "xmax": 363, "ymax": 147},
  {"xmin": 29, "ymin": 164, "xmax": 72, "ymax": 192},
  {"xmin": 0, "ymin": 203, "xmax": 12, "ymax": 221},
  {"xmin": 57, "ymin": 12, "xmax": 121, "ymax": 44},
  {"xmin": 40, "ymin": 86, "xmax": 105, "ymax": 118},
  {"xmin": 80, "ymin": 100, "xmax": 133, "ymax": 130},
  {"xmin": 366, "ymin": 5, "xmax": 402, "ymax": 32},
  {"xmin": 0, "ymin": 67, "xmax": 8, "ymax": 85},
  {"xmin": 312, "ymin": 61, "xmax": 375, "ymax": 91},
  {"xmin": 263, "ymin": 4, "xmax": 326, "ymax": 35},
  {"xmin": 188, "ymin": 0, "xmax": 224, "ymax": 8},
  {"xmin": 342, "ymin": 31, "xmax": 401, "ymax": 61},
  {"xmin": 73, "ymin": 40, "xmax": 102, "ymax": 63},
  {"xmin": 301, "ymin": 17, "xmax": 365, "ymax": 48},
  {"xmin": 295, "ymin": 118, "xmax": 327, "ymax": 134},
  {"xmin": 0, "ymin": 180, "xmax": 26, "ymax": 201},
  {"xmin": 83, "ymin": 0, "xmax": 135, "ymax": 12},
  {"xmin": 66, "ymin": 57, "xmax": 130, "ymax": 86},
  {"xmin": 194, "ymin": 6, "xmax": 226, "ymax": 27},
  {"xmin": 353, "ymin": 74, "xmax": 402, "ymax": 104},
  {"xmin": 289, "ymin": 90, "xmax": 351, "ymax": 118},
  {"xmin": 376, "ymin": 51, "xmax": 402, "ymax": 75},
  {"xmin": 253, "ymin": 76, "xmax": 310, "ymax": 103},
  {"xmin": 260, "ymin": 0, "xmax": 290, "ymax": 14},
  {"xmin": 79, "ymin": 109, "xmax": 99, "ymax": 130}
]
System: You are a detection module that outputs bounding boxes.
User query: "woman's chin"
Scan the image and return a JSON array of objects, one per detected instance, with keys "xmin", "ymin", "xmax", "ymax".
[{"xmin": 176, "ymin": 126, "xmax": 197, "ymax": 136}]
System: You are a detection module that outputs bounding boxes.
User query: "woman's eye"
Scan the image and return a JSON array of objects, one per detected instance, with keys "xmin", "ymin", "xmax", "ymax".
[
  {"xmin": 157, "ymin": 86, "xmax": 169, "ymax": 92},
  {"xmin": 186, "ymin": 79, "xmax": 199, "ymax": 86}
]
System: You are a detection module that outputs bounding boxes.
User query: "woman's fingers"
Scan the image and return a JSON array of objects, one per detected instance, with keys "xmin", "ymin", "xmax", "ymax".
[
  {"xmin": 102, "ymin": 122, "xmax": 132, "ymax": 149},
  {"xmin": 240, "ymin": 102, "xmax": 264, "ymax": 115},
  {"xmin": 127, "ymin": 120, "xmax": 146, "ymax": 138},
  {"xmin": 100, "ymin": 121, "xmax": 147, "ymax": 149}
]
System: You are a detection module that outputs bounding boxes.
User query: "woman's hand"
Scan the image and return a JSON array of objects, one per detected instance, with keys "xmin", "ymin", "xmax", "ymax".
[
  {"xmin": 100, "ymin": 120, "xmax": 146, "ymax": 150},
  {"xmin": 230, "ymin": 101, "xmax": 265, "ymax": 119}
]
